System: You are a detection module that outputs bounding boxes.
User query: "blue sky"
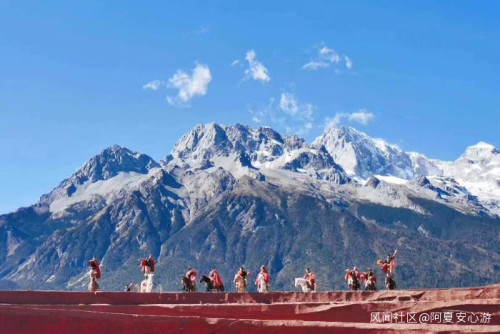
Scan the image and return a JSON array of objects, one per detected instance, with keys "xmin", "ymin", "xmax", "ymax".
[{"xmin": 1, "ymin": 1, "xmax": 499, "ymax": 213}]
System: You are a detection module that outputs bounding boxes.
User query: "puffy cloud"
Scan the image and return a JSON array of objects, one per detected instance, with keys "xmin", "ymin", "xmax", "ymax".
[
  {"xmin": 244, "ymin": 50, "xmax": 271, "ymax": 82},
  {"xmin": 348, "ymin": 110, "xmax": 373, "ymax": 125},
  {"xmin": 326, "ymin": 109, "xmax": 374, "ymax": 128},
  {"xmin": 142, "ymin": 80, "xmax": 163, "ymax": 91},
  {"xmin": 303, "ymin": 44, "xmax": 353, "ymax": 71},
  {"xmin": 166, "ymin": 63, "xmax": 212, "ymax": 106}
]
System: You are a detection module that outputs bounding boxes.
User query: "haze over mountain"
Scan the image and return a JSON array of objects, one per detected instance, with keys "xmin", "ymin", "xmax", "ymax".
[{"xmin": 0, "ymin": 123, "xmax": 498, "ymax": 291}]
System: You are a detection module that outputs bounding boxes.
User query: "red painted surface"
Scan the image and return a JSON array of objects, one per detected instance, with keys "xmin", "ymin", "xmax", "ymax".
[{"xmin": 0, "ymin": 285, "xmax": 498, "ymax": 333}]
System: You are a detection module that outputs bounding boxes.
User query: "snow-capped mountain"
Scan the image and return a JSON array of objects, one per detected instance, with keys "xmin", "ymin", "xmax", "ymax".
[
  {"xmin": 437, "ymin": 142, "xmax": 500, "ymax": 199},
  {"xmin": 313, "ymin": 126, "xmax": 414, "ymax": 178},
  {"xmin": 407, "ymin": 152, "xmax": 444, "ymax": 177},
  {"xmin": 39, "ymin": 145, "xmax": 160, "ymax": 214},
  {"xmin": 0, "ymin": 123, "xmax": 498, "ymax": 292},
  {"xmin": 314, "ymin": 126, "xmax": 499, "ymax": 214},
  {"xmin": 168, "ymin": 123, "xmax": 349, "ymax": 184},
  {"xmin": 313, "ymin": 126, "xmax": 443, "ymax": 179}
]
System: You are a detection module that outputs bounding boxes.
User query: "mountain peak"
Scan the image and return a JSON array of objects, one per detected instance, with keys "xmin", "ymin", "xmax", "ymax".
[
  {"xmin": 166, "ymin": 123, "xmax": 350, "ymax": 182},
  {"xmin": 314, "ymin": 125, "xmax": 416, "ymax": 179},
  {"xmin": 170, "ymin": 123, "xmax": 290, "ymax": 167},
  {"xmin": 171, "ymin": 123, "xmax": 232, "ymax": 163},
  {"xmin": 103, "ymin": 144, "xmax": 127, "ymax": 153},
  {"xmin": 465, "ymin": 141, "xmax": 498, "ymax": 152},
  {"xmin": 470, "ymin": 141, "xmax": 496, "ymax": 149},
  {"xmin": 461, "ymin": 141, "xmax": 499, "ymax": 162},
  {"xmin": 323, "ymin": 125, "xmax": 363, "ymax": 140},
  {"xmin": 38, "ymin": 146, "xmax": 160, "ymax": 207},
  {"xmin": 81, "ymin": 146, "xmax": 159, "ymax": 183}
]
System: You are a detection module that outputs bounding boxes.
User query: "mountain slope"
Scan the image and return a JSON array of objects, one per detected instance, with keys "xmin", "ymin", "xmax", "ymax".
[
  {"xmin": 0, "ymin": 123, "xmax": 498, "ymax": 291},
  {"xmin": 39, "ymin": 145, "xmax": 160, "ymax": 214}
]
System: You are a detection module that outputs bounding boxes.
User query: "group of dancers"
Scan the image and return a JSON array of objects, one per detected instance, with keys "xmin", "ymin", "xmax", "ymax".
[
  {"xmin": 87, "ymin": 250, "xmax": 397, "ymax": 293},
  {"xmin": 344, "ymin": 250, "xmax": 398, "ymax": 291},
  {"xmin": 182, "ymin": 265, "xmax": 274, "ymax": 293}
]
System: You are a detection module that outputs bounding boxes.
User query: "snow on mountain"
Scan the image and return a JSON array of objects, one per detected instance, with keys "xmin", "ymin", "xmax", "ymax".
[
  {"xmin": 314, "ymin": 126, "xmax": 447, "ymax": 180},
  {"xmin": 408, "ymin": 152, "xmax": 443, "ymax": 177},
  {"xmin": 313, "ymin": 125, "xmax": 499, "ymax": 215},
  {"xmin": 358, "ymin": 174, "xmax": 489, "ymax": 217},
  {"xmin": 433, "ymin": 142, "xmax": 500, "ymax": 214},
  {"xmin": 462, "ymin": 141, "xmax": 499, "ymax": 161},
  {"xmin": 31, "ymin": 124, "xmax": 498, "ymax": 219},
  {"xmin": 357, "ymin": 180, "xmax": 430, "ymax": 215},
  {"xmin": 372, "ymin": 175, "xmax": 409, "ymax": 185},
  {"xmin": 437, "ymin": 142, "xmax": 500, "ymax": 198},
  {"xmin": 170, "ymin": 123, "xmax": 233, "ymax": 165},
  {"xmin": 260, "ymin": 146, "xmax": 349, "ymax": 184},
  {"xmin": 68, "ymin": 145, "xmax": 159, "ymax": 183},
  {"xmin": 168, "ymin": 123, "xmax": 349, "ymax": 183},
  {"xmin": 313, "ymin": 126, "xmax": 418, "ymax": 179},
  {"xmin": 1, "ymin": 122, "xmax": 499, "ymax": 292},
  {"xmin": 170, "ymin": 123, "xmax": 295, "ymax": 167},
  {"xmin": 49, "ymin": 170, "xmax": 161, "ymax": 214}
]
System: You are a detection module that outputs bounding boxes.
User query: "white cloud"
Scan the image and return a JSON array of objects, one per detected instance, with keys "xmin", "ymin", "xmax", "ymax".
[
  {"xmin": 244, "ymin": 50, "xmax": 271, "ymax": 82},
  {"xmin": 279, "ymin": 93, "xmax": 299, "ymax": 115},
  {"xmin": 302, "ymin": 61, "xmax": 330, "ymax": 71},
  {"xmin": 250, "ymin": 93, "xmax": 314, "ymax": 135},
  {"xmin": 303, "ymin": 44, "xmax": 353, "ymax": 71},
  {"xmin": 279, "ymin": 93, "xmax": 314, "ymax": 126},
  {"xmin": 326, "ymin": 109, "xmax": 374, "ymax": 128},
  {"xmin": 344, "ymin": 56, "xmax": 353, "ymax": 70},
  {"xmin": 348, "ymin": 109, "xmax": 373, "ymax": 125},
  {"xmin": 319, "ymin": 46, "xmax": 341, "ymax": 64},
  {"xmin": 166, "ymin": 63, "xmax": 212, "ymax": 105},
  {"xmin": 231, "ymin": 59, "xmax": 241, "ymax": 66},
  {"xmin": 143, "ymin": 80, "xmax": 163, "ymax": 91}
]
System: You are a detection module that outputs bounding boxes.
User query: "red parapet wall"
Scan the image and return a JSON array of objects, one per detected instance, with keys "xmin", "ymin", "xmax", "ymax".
[{"xmin": 0, "ymin": 285, "xmax": 499, "ymax": 333}]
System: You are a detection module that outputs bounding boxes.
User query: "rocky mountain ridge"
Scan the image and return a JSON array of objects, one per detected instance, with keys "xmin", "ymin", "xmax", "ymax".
[{"xmin": 0, "ymin": 123, "xmax": 498, "ymax": 291}]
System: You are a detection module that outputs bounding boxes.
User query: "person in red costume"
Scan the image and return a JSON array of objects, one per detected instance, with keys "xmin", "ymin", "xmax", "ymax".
[
  {"xmin": 344, "ymin": 269, "xmax": 360, "ymax": 291},
  {"xmin": 304, "ymin": 268, "xmax": 316, "ymax": 291},
  {"xmin": 233, "ymin": 267, "xmax": 249, "ymax": 292},
  {"xmin": 141, "ymin": 254, "xmax": 155, "ymax": 276},
  {"xmin": 360, "ymin": 268, "xmax": 377, "ymax": 291},
  {"xmin": 88, "ymin": 257, "xmax": 101, "ymax": 292},
  {"xmin": 353, "ymin": 266, "xmax": 361, "ymax": 279},
  {"xmin": 377, "ymin": 260, "xmax": 389, "ymax": 274},
  {"xmin": 376, "ymin": 250, "xmax": 398, "ymax": 277},
  {"xmin": 209, "ymin": 268, "xmax": 224, "ymax": 292},
  {"xmin": 183, "ymin": 267, "xmax": 197, "ymax": 291},
  {"xmin": 376, "ymin": 249, "xmax": 398, "ymax": 290},
  {"xmin": 255, "ymin": 265, "xmax": 270, "ymax": 292}
]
